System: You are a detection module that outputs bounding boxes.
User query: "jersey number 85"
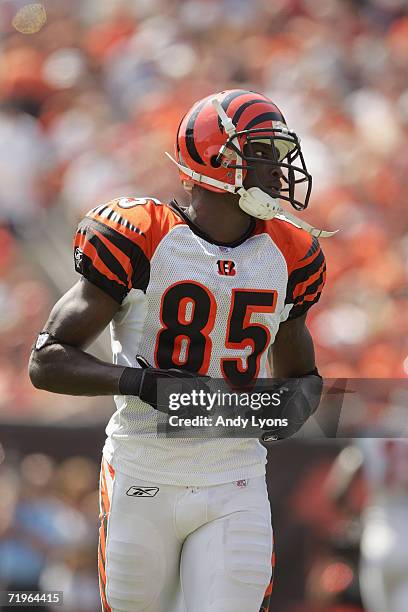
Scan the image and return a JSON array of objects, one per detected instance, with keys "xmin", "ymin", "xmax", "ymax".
[{"xmin": 155, "ymin": 281, "xmax": 277, "ymax": 386}]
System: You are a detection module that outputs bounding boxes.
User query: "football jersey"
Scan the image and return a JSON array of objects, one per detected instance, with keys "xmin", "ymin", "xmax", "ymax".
[{"xmin": 73, "ymin": 197, "xmax": 326, "ymax": 486}]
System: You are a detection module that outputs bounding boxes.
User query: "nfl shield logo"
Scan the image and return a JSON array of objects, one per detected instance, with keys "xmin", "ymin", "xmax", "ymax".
[{"xmin": 236, "ymin": 479, "xmax": 248, "ymax": 488}]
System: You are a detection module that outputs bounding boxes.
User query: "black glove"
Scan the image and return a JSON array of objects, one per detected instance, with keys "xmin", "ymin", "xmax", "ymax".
[
  {"xmin": 260, "ymin": 371, "xmax": 323, "ymax": 441},
  {"xmin": 118, "ymin": 355, "xmax": 210, "ymax": 415}
]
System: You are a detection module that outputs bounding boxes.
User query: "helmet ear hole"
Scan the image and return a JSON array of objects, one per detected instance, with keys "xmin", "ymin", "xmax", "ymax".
[
  {"xmin": 210, "ymin": 155, "xmax": 222, "ymax": 168},
  {"xmin": 182, "ymin": 180, "xmax": 194, "ymax": 192}
]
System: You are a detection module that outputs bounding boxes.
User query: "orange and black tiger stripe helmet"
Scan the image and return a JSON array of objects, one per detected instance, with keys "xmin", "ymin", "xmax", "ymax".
[{"xmin": 166, "ymin": 89, "xmax": 312, "ymax": 211}]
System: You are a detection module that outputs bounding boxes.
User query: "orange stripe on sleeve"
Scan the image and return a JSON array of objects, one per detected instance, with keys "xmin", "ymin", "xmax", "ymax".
[
  {"xmin": 294, "ymin": 277, "xmax": 326, "ymax": 306},
  {"xmin": 75, "ymin": 236, "xmax": 127, "ymax": 288},
  {"xmin": 292, "ymin": 261, "xmax": 326, "ymax": 299},
  {"xmin": 91, "ymin": 228, "xmax": 134, "ymax": 289}
]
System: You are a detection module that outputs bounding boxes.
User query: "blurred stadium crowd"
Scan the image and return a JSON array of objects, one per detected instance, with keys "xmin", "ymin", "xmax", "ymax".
[
  {"xmin": 1, "ymin": 0, "xmax": 408, "ymax": 419},
  {"xmin": 0, "ymin": 450, "xmax": 101, "ymax": 611}
]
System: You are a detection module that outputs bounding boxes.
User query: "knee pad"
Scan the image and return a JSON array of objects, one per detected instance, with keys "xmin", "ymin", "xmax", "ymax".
[{"xmin": 223, "ymin": 512, "xmax": 272, "ymax": 590}]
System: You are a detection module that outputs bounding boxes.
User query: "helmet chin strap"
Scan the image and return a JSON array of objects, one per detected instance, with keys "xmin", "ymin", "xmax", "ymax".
[
  {"xmin": 238, "ymin": 187, "xmax": 338, "ymax": 238},
  {"xmin": 238, "ymin": 187, "xmax": 281, "ymax": 221},
  {"xmin": 280, "ymin": 209, "xmax": 338, "ymax": 238},
  {"xmin": 166, "ymin": 152, "xmax": 337, "ymax": 237}
]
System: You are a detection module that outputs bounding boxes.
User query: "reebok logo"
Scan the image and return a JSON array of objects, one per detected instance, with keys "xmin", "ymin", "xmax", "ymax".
[{"xmin": 126, "ymin": 486, "xmax": 159, "ymax": 497}]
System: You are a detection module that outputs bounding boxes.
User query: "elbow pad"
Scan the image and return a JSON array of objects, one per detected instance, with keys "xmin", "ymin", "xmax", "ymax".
[{"xmin": 261, "ymin": 372, "xmax": 323, "ymax": 441}]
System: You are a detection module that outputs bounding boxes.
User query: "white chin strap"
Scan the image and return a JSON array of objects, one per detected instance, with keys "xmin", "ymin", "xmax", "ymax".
[
  {"xmin": 238, "ymin": 187, "xmax": 280, "ymax": 221},
  {"xmin": 238, "ymin": 187, "xmax": 338, "ymax": 237},
  {"xmin": 165, "ymin": 98, "xmax": 337, "ymax": 238},
  {"xmin": 165, "ymin": 152, "xmax": 337, "ymax": 238}
]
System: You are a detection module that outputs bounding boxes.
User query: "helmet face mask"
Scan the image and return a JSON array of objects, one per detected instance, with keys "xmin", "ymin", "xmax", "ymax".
[
  {"xmin": 225, "ymin": 128, "xmax": 312, "ymax": 211},
  {"xmin": 167, "ymin": 89, "xmax": 312, "ymax": 214}
]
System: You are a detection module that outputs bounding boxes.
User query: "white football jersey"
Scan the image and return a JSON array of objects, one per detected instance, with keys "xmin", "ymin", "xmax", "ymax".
[{"xmin": 74, "ymin": 197, "xmax": 326, "ymax": 485}]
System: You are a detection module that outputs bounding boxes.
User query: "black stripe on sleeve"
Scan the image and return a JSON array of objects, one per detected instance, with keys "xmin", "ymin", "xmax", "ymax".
[
  {"xmin": 78, "ymin": 217, "xmax": 137, "ymax": 259},
  {"xmin": 79, "ymin": 254, "xmax": 128, "ymax": 304},
  {"xmin": 288, "ymin": 290, "xmax": 323, "ymax": 320},
  {"xmin": 300, "ymin": 235, "xmax": 320, "ymax": 261},
  {"xmin": 285, "ymin": 249, "xmax": 324, "ymax": 301},
  {"xmin": 285, "ymin": 247, "xmax": 326, "ymax": 319},
  {"xmin": 292, "ymin": 264, "xmax": 326, "ymax": 306},
  {"xmin": 76, "ymin": 217, "xmax": 151, "ymax": 295},
  {"xmin": 131, "ymin": 257, "xmax": 150, "ymax": 293},
  {"xmin": 87, "ymin": 233, "xmax": 129, "ymax": 286}
]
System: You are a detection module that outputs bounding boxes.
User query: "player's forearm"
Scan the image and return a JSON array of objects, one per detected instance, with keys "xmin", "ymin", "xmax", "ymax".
[{"xmin": 28, "ymin": 343, "xmax": 125, "ymax": 396}]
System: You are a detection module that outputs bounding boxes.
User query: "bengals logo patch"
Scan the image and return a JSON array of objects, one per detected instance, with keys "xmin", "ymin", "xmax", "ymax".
[{"xmin": 217, "ymin": 260, "xmax": 236, "ymax": 276}]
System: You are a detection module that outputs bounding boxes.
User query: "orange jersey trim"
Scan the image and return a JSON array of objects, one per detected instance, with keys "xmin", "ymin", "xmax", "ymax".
[
  {"xmin": 254, "ymin": 216, "xmax": 317, "ymax": 274},
  {"xmin": 87, "ymin": 198, "xmax": 185, "ymax": 262}
]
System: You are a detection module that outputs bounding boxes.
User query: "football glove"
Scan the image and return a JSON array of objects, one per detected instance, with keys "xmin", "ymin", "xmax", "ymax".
[
  {"xmin": 259, "ymin": 371, "xmax": 323, "ymax": 441},
  {"xmin": 118, "ymin": 355, "xmax": 210, "ymax": 415}
]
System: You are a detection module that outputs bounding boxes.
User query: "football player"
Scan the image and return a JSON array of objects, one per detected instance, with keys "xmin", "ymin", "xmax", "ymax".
[{"xmin": 29, "ymin": 90, "xmax": 329, "ymax": 612}]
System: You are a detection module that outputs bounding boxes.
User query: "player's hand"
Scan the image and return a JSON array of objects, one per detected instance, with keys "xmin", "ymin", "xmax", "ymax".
[
  {"xmin": 260, "ymin": 373, "xmax": 323, "ymax": 441},
  {"xmin": 119, "ymin": 356, "xmax": 210, "ymax": 415}
]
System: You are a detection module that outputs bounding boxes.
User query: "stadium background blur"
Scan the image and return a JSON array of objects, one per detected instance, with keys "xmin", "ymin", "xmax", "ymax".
[{"xmin": 0, "ymin": 0, "xmax": 407, "ymax": 610}]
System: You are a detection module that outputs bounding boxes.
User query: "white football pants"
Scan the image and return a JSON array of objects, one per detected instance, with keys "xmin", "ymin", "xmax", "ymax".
[{"xmin": 98, "ymin": 458, "xmax": 274, "ymax": 612}]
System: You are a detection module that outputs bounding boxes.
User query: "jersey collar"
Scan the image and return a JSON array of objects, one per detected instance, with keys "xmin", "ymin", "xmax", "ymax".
[{"xmin": 169, "ymin": 199, "xmax": 257, "ymax": 248}]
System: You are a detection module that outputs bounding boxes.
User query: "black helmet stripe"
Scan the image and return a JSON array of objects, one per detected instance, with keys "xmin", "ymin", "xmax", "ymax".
[
  {"xmin": 218, "ymin": 89, "xmax": 250, "ymax": 132},
  {"xmin": 185, "ymin": 100, "xmax": 207, "ymax": 165},
  {"xmin": 221, "ymin": 89, "xmax": 250, "ymax": 111},
  {"xmin": 231, "ymin": 99, "xmax": 277, "ymax": 127},
  {"xmin": 244, "ymin": 112, "xmax": 284, "ymax": 131}
]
